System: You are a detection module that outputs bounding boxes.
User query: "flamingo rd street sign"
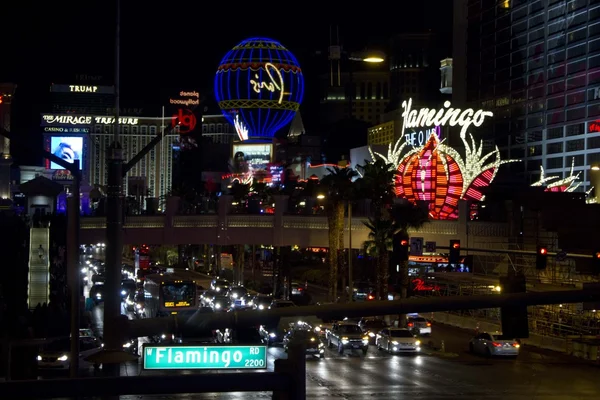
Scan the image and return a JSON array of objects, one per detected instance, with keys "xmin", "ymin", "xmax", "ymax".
[{"xmin": 143, "ymin": 345, "xmax": 267, "ymax": 370}]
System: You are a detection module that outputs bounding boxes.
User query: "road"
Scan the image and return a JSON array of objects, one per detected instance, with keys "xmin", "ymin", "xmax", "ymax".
[
  {"xmin": 50, "ymin": 322, "xmax": 600, "ymax": 399},
  {"xmin": 74, "ymin": 255, "xmax": 600, "ymax": 399}
]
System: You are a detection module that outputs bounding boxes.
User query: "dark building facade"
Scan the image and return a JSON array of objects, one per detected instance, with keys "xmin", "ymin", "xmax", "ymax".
[{"xmin": 454, "ymin": 0, "xmax": 600, "ymax": 190}]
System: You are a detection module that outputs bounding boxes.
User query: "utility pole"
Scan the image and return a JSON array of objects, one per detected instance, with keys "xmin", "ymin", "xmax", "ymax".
[
  {"xmin": 103, "ymin": 0, "xmax": 123, "ymax": 383},
  {"xmin": 348, "ymin": 201, "xmax": 353, "ymax": 302},
  {"xmin": 68, "ymin": 160, "xmax": 81, "ymax": 378}
]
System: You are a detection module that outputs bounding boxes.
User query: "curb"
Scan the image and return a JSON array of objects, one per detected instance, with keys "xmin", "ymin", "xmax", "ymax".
[{"xmin": 422, "ymin": 349, "xmax": 460, "ymax": 358}]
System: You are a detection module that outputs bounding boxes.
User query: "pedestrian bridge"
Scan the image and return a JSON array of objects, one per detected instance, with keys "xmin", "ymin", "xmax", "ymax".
[{"xmin": 79, "ymin": 197, "xmax": 508, "ymax": 248}]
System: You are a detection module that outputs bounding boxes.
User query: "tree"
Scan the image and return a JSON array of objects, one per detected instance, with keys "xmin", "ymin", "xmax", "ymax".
[
  {"xmin": 229, "ymin": 181, "xmax": 250, "ymax": 213},
  {"xmin": 355, "ymin": 158, "xmax": 398, "ymax": 220},
  {"xmin": 362, "ymin": 218, "xmax": 395, "ymax": 300},
  {"xmin": 320, "ymin": 166, "xmax": 357, "ymax": 301}
]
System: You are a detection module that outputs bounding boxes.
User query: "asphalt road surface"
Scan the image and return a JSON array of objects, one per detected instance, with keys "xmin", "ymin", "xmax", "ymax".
[{"xmin": 53, "ymin": 290, "xmax": 600, "ymax": 400}]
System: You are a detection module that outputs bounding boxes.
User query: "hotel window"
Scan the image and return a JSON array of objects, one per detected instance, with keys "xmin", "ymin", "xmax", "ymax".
[
  {"xmin": 547, "ymin": 126, "xmax": 564, "ymax": 139},
  {"xmin": 528, "ymin": 144, "xmax": 542, "ymax": 156},
  {"xmin": 546, "ymin": 157, "xmax": 563, "ymax": 170},
  {"xmin": 140, "ymin": 126, "xmax": 148, "ymax": 134},
  {"xmin": 572, "ymin": 154, "xmax": 585, "ymax": 166},
  {"xmin": 547, "ymin": 142, "xmax": 563, "ymax": 154},
  {"xmin": 566, "ymin": 139, "xmax": 585, "ymax": 152},
  {"xmin": 527, "ymin": 159, "xmax": 541, "ymax": 171},
  {"xmin": 149, "ymin": 126, "xmax": 157, "ymax": 135},
  {"xmin": 566, "ymin": 107, "xmax": 586, "ymax": 121},
  {"xmin": 588, "ymin": 136, "xmax": 600, "ymax": 149},
  {"xmin": 566, "ymin": 123, "xmax": 585, "ymax": 136}
]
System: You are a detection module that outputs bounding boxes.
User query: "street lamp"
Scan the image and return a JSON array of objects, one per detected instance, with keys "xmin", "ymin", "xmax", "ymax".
[
  {"xmin": 590, "ymin": 164, "xmax": 600, "ymax": 203},
  {"xmin": 349, "ymin": 50, "xmax": 386, "ymax": 63}
]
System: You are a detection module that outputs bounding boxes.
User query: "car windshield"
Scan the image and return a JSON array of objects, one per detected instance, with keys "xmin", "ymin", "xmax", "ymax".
[
  {"xmin": 338, "ymin": 325, "xmax": 362, "ymax": 334},
  {"xmin": 256, "ymin": 296, "xmax": 272, "ymax": 304},
  {"xmin": 364, "ymin": 320, "xmax": 386, "ymax": 329},
  {"xmin": 229, "ymin": 288, "xmax": 247, "ymax": 296},
  {"xmin": 409, "ymin": 317, "xmax": 427, "ymax": 323},
  {"xmin": 43, "ymin": 339, "xmax": 70, "ymax": 352},
  {"xmin": 215, "ymin": 280, "xmax": 229, "ymax": 286},
  {"xmin": 491, "ymin": 334, "xmax": 513, "ymax": 340},
  {"xmin": 294, "ymin": 330, "xmax": 317, "ymax": 341},
  {"xmin": 214, "ymin": 296, "xmax": 230, "ymax": 303},
  {"xmin": 390, "ymin": 330, "xmax": 414, "ymax": 338}
]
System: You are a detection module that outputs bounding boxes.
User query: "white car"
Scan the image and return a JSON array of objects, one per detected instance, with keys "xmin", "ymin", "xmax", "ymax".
[
  {"xmin": 469, "ymin": 332, "xmax": 520, "ymax": 357},
  {"xmin": 376, "ymin": 328, "xmax": 421, "ymax": 354},
  {"xmin": 407, "ymin": 315, "xmax": 432, "ymax": 336},
  {"xmin": 37, "ymin": 337, "xmax": 102, "ymax": 371}
]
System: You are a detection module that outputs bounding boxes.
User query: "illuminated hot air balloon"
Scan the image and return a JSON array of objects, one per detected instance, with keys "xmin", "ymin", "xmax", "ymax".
[{"xmin": 214, "ymin": 37, "xmax": 305, "ymax": 141}]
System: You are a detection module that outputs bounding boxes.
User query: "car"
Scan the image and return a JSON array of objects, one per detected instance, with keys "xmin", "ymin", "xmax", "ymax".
[
  {"xmin": 407, "ymin": 315, "xmax": 432, "ymax": 336},
  {"xmin": 89, "ymin": 284, "xmax": 104, "ymax": 305},
  {"xmin": 210, "ymin": 279, "xmax": 231, "ymax": 293},
  {"xmin": 211, "ymin": 295, "xmax": 231, "ymax": 312},
  {"xmin": 358, "ymin": 318, "xmax": 388, "ymax": 344},
  {"xmin": 269, "ymin": 300, "xmax": 297, "ymax": 309},
  {"xmin": 469, "ymin": 332, "xmax": 520, "ymax": 358},
  {"xmin": 327, "ymin": 322, "xmax": 369, "ymax": 355},
  {"xmin": 283, "ymin": 329, "xmax": 325, "ymax": 358},
  {"xmin": 252, "ymin": 295, "xmax": 273, "ymax": 310},
  {"xmin": 352, "ymin": 282, "xmax": 376, "ymax": 301},
  {"xmin": 217, "ymin": 327, "xmax": 264, "ymax": 344},
  {"xmin": 37, "ymin": 337, "xmax": 102, "ymax": 371},
  {"xmin": 78, "ymin": 328, "xmax": 95, "ymax": 339},
  {"xmin": 200, "ymin": 289, "xmax": 218, "ymax": 307},
  {"xmin": 376, "ymin": 328, "xmax": 421, "ymax": 354},
  {"xmin": 227, "ymin": 287, "xmax": 249, "ymax": 308}
]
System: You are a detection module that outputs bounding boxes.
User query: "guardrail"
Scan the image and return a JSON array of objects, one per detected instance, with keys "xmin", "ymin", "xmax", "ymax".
[{"xmin": 0, "ymin": 373, "xmax": 293, "ymax": 398}]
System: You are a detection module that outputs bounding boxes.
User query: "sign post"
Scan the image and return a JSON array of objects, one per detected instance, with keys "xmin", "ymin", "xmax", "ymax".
[{"xmin": 143, "ymin": 345, "xmax": 267, "ymax": 370}]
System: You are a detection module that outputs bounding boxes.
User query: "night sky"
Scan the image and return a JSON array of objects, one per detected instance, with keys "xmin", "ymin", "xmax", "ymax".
[{"xmin": 3, "ymin": 0, "xmax": 452, "ymax": 165}]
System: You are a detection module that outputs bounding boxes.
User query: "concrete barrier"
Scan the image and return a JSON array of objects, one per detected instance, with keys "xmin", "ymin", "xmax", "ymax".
[{"xmin": 431, "ymin": 312, "xmax": 567, "ymax": 353}]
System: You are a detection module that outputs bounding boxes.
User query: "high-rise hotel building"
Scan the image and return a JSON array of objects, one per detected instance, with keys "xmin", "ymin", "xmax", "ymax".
[
  {"xmin": 42, "ymin": 84, "xmax": 178, "ymax": 200},
  {"xmin": 454, "ymin": 0, "xmax": 600, "ymax": 190}
]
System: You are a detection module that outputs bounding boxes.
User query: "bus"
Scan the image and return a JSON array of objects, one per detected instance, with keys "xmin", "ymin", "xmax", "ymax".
[
  {"xmin": 135, "ymin": 244, "xmax": 150, "ymax": 272},
  {"xmin": 143, "ymin": 272, "xmax": 198, "ymax": 318}
]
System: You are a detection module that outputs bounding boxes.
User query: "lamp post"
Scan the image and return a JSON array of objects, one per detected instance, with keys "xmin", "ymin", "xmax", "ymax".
[
  {"xmin": 344, "ymin": 50, "xmax": 384, "ymax": 302},
  {"xmin": 590, "ymin": 165, "xmax": 600, "ymax": 203}
]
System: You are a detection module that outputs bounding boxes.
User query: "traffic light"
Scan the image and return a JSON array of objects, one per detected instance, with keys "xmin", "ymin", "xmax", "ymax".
[
  {"xmin": 393, "ymin": 237, "xmax": 409, "ymax": 262},
  {"xmin": 593, "ymin": 251, "xmax": 600, "ymax": 274},
  {"xmin": 536, "ymin": 245, "xmax": 548, "ymax": 270},
  {"xmin": 449, "ymin": 240, "xmax": 460, "ymax": 264}
]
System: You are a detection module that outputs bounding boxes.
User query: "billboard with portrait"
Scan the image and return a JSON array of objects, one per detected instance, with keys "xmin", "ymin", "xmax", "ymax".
[{"xmin": 50, "ymin": 136, "xmax": 83, "ymax": 169}]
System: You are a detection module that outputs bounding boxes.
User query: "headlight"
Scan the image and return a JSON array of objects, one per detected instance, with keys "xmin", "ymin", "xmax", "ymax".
[
  {"xmin": 258, "ymin": 304, "xmax": 264, "ymax": 310},
  {"xmin": 310, "ymin": 338, "xmax": 316, "ymax": 342},
  {"xmin": 123, "ymin": 342, "xmax": 132, "ymax": 348},
  {"xmin": 368, "ymin": 332, "xmax": 375, "ymax": 337},
  {"xmin": 215, "ymin": 303, "xmax": 221, "ymax": 309},
  {"xmin": 342, "ymin": 337, "xmax": 349, "ymax": 340},
  {"xmin": 232, "ymin": 293, "xmax": 238, "ymax": 299},
  {"xmin": 81, "ymin": 267, "xmax": 87, "ymax": 273},
  {"xmin": 269, "ymin": 333, "xmax": 276, "ymax": 338},
  {"xmin": 415, "ymin": 340, "xmax": 421, "ymax": 346},
  {"xmin": 341, "ymin": 339, "xmax": 349, "ymax": 344},
  {"xmin": 96, "ymin": 293, "xmax": 102, "ymax": 299},
  {"xmin": 161, "ymin": 334, "xmax": 166, "ymax": 339},
  {"xmin": 37, "ymin": 355, "xmax": 42, "ymax": 361},
  {"xmin": 362, "ymin": 336, "xmax": 369, "ymax": 341},
  {"xmin": 58, "ymin": 355, "xmax": 68, "ymax": 361},
  {"xmin": 248, "ymin": 301, "xmax": 254, "ymax": 306},
  {"xmin": 314, "ymin": 326, "xmax": 321, "ymax": 332},
  {"xmin": 392, "ymin": 341, "xmax": 399, "ymax": 345},
  {"xmin": 319, "ymin": 342, "xmax": 324, "ymax": 348},
  {"xmin": 121, "ymin": 290, "xmax": 126, "ymax": 295},
  {"xmin": 215, "ymin": 287, "xmax": 220, "ymax": 292},
  {"xmin": 136, "ymin": 303, "xmax": 142, "ymax": 309}
]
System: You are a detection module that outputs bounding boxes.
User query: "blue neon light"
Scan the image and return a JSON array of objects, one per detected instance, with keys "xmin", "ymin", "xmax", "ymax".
[{"xmin": 214, "ymin": 37, "xmax": 305, "ymax": 140}]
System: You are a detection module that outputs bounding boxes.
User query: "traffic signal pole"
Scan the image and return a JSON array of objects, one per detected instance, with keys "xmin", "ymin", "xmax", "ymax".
[{"xmin": 103, "ymin": 0, "xmax": 123, "ymax": 389}]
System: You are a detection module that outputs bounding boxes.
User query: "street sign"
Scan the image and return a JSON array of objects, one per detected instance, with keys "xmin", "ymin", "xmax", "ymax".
[
  {"xmin": 425, "ymin": 241, "xmax": 436, "ymax": 253},
  {"xmin": 143, "ymin": 345, "xmax": 267, "ymax": 370},
  {"xmin": 410, "ymin": 237, "xmax": 424, "ymax": 256},
  {"xmin": 556, "ymin": 251, "xmax": 567, "ymax": 262}
]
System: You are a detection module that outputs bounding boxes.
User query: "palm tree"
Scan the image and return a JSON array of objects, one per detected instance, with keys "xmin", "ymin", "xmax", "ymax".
[
  {"xmin": 229, "ymin": 181, "xmax": 250, "ymax": 213},
  {"xmin": 320, "ymin": 166, "xmax": 358, "ymax": 301},
  {"xmin": 362, "ymin": 218, "xmax": 395, "ymax": 300},
  {"xmin": 355, "ymin": 158, "xmax": 398, "ymax": 220}
]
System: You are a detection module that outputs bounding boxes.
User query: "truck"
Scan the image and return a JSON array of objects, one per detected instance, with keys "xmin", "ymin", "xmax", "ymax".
[{"xmin": 326, "ymin": 322, "xmax": 369, "ymax": 355}]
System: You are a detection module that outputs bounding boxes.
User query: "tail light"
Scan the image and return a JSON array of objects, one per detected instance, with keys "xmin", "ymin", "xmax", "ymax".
[
  {"xmin": 491, "ymin": 342, "xmax": 502, "ymax": 347},
  {"xmin": 512, "ymin": 343, "xmax": 520, "ymax": 348},
  {"xmin": 367, "ymin": 294, "xmax": 375, "ymax": 300},
  {"xmin": 426, "ymin": 322, "xmax": 431, "ymax": 327},
  {"xmin": 297, "ymin": 287, "xmax": 303, "ymax": 292},
  {"xmin": 408, "ymin": 322, "xmax": 414, "ymax": 327}
]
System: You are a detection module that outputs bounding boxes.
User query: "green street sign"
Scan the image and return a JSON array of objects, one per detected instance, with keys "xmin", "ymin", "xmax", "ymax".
[{"xmin": 143, "ymin": 345, "xmax": 267, "ymax": 370}]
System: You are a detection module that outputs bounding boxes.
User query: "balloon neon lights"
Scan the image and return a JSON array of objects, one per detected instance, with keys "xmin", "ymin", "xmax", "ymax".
[
  {"xmin": 214, "ymin": 37, "xmax": 304, "ymax": 141},
  {"xmin": 401, "ymin": 98, "xmax": 494, "ymax": 139}
]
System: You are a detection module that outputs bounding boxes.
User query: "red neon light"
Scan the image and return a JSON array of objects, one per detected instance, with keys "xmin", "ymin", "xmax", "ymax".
[
  {"xmin": 412, "ymin": 278, "xmax": 440, "ymax": 291},
  {"xmin": 589, "ymin": 120, "xmax": 600, "ymax": 133},
  {"xmin": 171, "ymin": 109, "xmax": 197, "ymax": 134}
]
